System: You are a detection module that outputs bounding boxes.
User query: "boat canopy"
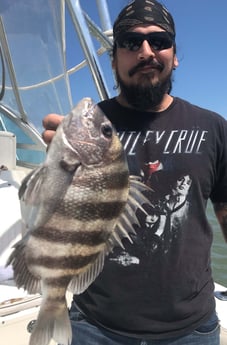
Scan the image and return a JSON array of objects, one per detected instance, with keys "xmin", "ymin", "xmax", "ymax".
[{"xmin": 0, "ymin": 0, "xmax": 113, "ymax": 167}]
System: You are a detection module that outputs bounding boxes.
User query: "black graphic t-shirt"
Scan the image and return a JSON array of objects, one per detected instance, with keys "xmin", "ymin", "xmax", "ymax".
[{"xmin": 75, "ymin": 97, "xmax": 227, "ymax": 339}]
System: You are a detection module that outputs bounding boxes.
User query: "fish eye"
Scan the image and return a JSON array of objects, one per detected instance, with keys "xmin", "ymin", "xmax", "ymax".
[{"xmin": 101, "ymin": 123, "xmax": 113, "ymax": 138}]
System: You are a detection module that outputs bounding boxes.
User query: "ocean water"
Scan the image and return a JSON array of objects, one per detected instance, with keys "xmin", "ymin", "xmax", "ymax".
[{"xmin": 208, "ymin": 202, "xmax": 227, "ymax": 287}]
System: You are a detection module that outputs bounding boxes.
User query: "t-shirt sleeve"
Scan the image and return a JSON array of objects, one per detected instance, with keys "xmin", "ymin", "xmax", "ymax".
[{"xmin": 210, "ymin": 117, "xmax": 227, "ymax": 203}]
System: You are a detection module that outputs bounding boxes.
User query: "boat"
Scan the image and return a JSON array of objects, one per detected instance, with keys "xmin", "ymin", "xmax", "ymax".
[{"xmin": 0, "ymin": 1, "xmax": 226, "ymax": 344}]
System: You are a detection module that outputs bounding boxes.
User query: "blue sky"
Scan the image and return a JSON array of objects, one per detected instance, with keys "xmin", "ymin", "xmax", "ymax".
[{"xmin": 69, "ymin": 0, "xmax": 227, "ymax": 119}]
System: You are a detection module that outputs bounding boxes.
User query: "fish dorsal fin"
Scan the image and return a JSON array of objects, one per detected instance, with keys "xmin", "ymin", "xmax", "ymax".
[
  {"xmin": 114, "ymin": 176, "xmax": 153, "ymax": 237},
  {"xmin": 68, "ymin": 177, "xmax": 153, "ymax": 295}
]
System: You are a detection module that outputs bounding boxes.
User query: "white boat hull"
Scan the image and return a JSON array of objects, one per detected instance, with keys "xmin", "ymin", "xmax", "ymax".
[{"xmin": 215, "ymin": 283, "xmax": 227, "ymax": 345}]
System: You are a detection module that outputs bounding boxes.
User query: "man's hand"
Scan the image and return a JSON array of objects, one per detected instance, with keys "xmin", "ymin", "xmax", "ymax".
[{"xmin": 42, "ymin": 114, "xmax": 64, "ymax": 144}]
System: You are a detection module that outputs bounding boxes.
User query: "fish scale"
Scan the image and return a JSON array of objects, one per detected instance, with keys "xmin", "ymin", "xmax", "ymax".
[{"xmin": 7, "ymin": 97, "xmax": 153, "ymax": 345}]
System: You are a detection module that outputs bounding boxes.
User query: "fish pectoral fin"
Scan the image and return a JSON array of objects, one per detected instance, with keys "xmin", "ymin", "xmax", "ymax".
[
  {"xmin": 19, "ymin": 165, "xmax": 48, "ymax": 204},
  {"xmin": 6, "ymin": 235, "xmax": 41, "ymax": 294},
  {"xmin": 19, "ymin": 166, "xmax": 52, "ymax": 231},
  {"xmin": 19, "ymin": 163, "xmax": 73, "ymax": 231},
  {"xmin": 68, "ymin": 251, "xmax": 107, "ymax": 295}
]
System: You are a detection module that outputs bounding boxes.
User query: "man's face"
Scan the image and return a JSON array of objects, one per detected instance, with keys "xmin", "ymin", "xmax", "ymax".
[
  {"xmin": 112, "ymin": 25, "xmax": 178, "ymax": 110},
  {"xmin": 174, "ymin": 175, "xmax": 192, "ymax": 196}
]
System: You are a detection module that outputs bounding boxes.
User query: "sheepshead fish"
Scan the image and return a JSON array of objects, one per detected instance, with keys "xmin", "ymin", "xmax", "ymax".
[{"xmin": 7, "ymin": 97, "xmax": 151, "ymax": 345}]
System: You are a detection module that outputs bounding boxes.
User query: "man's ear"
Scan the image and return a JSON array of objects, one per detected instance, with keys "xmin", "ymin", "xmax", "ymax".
[{"xmin": 173, "ymin": 55, "xmax": 179, "ymax": 69}]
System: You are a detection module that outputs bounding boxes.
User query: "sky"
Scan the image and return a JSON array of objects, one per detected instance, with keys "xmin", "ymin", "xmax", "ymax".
[{"xmin": 68, "ymin": 0, "xmax": 227, "ymax": 119}]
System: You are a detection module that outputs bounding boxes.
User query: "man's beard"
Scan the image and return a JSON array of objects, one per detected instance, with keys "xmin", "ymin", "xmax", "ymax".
[{"xmin": 115, "ymin": 68, "xmax": 173, "ymax": 111}]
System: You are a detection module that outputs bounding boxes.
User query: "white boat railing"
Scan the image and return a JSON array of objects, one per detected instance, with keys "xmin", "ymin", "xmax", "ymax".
[{"xmin": 0, "ymin": 0, "xmax": 113, "ymax": 168}]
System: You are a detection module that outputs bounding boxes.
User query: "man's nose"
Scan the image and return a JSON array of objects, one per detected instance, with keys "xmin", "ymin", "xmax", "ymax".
[{"xmin": 137, "ymin": 40, "xmax": 156, "ymax": 60}]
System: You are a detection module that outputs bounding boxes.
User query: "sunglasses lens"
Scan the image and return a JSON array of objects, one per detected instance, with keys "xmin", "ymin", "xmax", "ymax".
[
  {"xmin": 148, "ymin": 33, "xmax": 173, "ymax": 50},
  {"xmin": 117, "ymin": 32, "xmax": 173, "ymax": 51},
  {"xmin": 117, "ymin": 36, "xmax": 143, "ymax": 51}
]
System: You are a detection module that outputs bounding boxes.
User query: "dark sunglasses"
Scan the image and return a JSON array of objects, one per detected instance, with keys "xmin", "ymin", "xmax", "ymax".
[{"xmin": 116, "ymin": 31, "xmax": 174, "ymax": 52}]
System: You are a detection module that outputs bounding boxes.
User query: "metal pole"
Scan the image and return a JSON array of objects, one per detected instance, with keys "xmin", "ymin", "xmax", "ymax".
[
  {"xmin": 0, "ymin": 16, "xmax": 28, "ymax": 122},
  {"xmin": 65, "ymin": 0, "xmax": 110, "ymax": 100},
  {"xmin": 96, "ymin": 0, "xmax": 112, "ymax": 32}
]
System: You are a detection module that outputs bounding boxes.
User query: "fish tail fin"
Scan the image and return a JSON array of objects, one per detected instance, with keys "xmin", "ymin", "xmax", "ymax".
[
  {"xmin": 29, "ymin": 298, "xmax": 72, "ymax": 345},
  {"xmin": 53, "ymin": 304, "xmax": 72, "ymax": 345}
]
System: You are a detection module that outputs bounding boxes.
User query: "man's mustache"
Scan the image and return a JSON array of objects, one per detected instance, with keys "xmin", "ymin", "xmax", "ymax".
[{"xmin": 128, "ymin": 59, "xmax": 164, "ymax": 77}]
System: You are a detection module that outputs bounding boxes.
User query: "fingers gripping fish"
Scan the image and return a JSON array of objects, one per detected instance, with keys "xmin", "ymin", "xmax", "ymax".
[{"xmin": 7, "ymin": 98, "xmax": 152, "ymax": 345}]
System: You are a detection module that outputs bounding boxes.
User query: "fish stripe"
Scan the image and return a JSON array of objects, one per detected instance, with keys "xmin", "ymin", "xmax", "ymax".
[
  {"xmin": 103, "ymin": 170, "xmax": 128, "ymax": 189},
  {"xmin": 32, "ymin": 227, "xmax": 108, "ymax": 245},
  {"xmin": 43, "ymin": 296, "xmax": 66, "ymax": 304},
  {"xmin": 45, "ymin": 275, "xmax": 72, "ymax": 287},
  {"xmin": 29, "ymin": 252, "xmax": 99, "ymax": 270},
  {"xmin": 75, "ymin": 169, "xmax": 129, "ymax": 190},
  {"xmin": 58, "ymin": 201, "xmax": 125, "ymax": 220}
]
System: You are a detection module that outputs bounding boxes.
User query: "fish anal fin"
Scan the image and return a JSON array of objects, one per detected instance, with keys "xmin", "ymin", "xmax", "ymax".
[{"xmin": 68, "ymin": 251, "xmax": 107, "ymax": 295}]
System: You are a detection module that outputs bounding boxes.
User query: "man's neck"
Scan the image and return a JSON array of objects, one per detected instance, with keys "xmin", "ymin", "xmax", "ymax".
[{"xmin": 116, "ymin": 93, "xmax": 173, "ymax": 112}]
